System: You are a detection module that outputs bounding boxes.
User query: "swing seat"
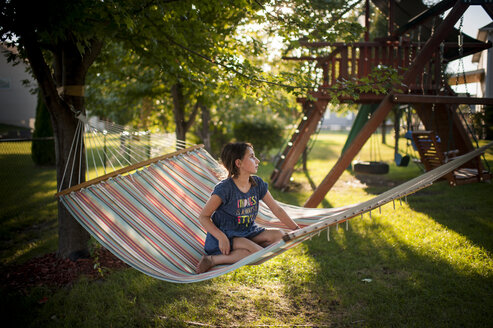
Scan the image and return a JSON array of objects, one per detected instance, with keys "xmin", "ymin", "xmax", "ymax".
[
  {"xmin": 404, "ymin": 131, "xmax": 418, "ymax": 150},
  {"xmin": 354, "ymin": 161, "xmax": 389, "ymax": 175},
  {"xmin": 395, "ymin": 153, "xmax": 410, "ymax": 167}
]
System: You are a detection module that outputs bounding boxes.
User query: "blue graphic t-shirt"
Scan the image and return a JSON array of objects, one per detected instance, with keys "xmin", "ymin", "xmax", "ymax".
[{"xmin": 203, "ymin": 176, "xmax": 268, "ymax": 255}]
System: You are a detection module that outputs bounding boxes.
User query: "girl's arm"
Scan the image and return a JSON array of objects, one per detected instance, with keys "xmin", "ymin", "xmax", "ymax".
[
  {"xmin": 262, "ymin": 191, "xmax": 300, "ymax": 230},
  {"xmin": 198, "ymin": 194, "xmax": 232, "ymax": 255}
]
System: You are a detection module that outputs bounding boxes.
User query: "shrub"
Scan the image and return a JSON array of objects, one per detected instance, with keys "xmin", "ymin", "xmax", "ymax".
[
  {"xmin": 232, "ymin": 120, "xmax": 284, "ymax": 159},
  {"xmin": 32, "ymin": 92, "xmax": 56, "ymax": 165},
  {"xmin": 471, "ymin": 106, "xmax": 493, "ymax": 140}
]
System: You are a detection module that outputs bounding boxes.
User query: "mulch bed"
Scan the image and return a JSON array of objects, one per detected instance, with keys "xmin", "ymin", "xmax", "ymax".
[{"xmin": 2, "ymin": 248, "xmax": 128, "ymax": 291}]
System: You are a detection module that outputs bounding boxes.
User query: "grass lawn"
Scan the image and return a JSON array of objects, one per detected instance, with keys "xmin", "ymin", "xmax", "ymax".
[{"xmin": 1, "ymin": 131, "xmax": 492, "ymax": 327}]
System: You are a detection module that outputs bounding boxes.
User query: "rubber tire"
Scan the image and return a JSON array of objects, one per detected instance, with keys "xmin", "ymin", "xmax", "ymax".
[{"xmin": 354, "ymin": 161, "xmax": 389, "ymax": 175}]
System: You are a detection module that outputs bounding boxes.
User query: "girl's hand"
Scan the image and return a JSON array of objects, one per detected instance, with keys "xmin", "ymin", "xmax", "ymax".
[{"xmin": 218, "ymin": 235, "xmax": 230, "ymax": 255}]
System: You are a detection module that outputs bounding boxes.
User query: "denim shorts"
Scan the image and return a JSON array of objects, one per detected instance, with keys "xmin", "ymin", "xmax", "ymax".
[{"xmin": 204, "ymin": 225, "xmax": 265, "ymax": 255}]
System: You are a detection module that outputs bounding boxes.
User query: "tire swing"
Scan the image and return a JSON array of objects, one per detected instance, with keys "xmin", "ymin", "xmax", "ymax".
[
  {"xmin": 354, "ymin": 160, "xmax": 389, "ymax": 174},
  {"xmin": 353, "ymin": 127, "xmax": 389, "ymax": 175}
]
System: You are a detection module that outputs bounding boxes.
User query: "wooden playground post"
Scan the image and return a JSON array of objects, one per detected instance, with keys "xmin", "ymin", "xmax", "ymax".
[{"xmin": 273, "ymin": 100, "xmax": 328, "ymax": 189}]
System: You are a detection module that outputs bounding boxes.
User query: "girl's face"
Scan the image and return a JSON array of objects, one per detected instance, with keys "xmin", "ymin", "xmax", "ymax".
[{"xmin": 236, "ymin": 147, "xmax": 259, "ymax": 175}]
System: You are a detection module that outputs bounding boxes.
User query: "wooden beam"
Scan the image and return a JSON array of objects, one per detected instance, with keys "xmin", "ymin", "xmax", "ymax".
[
  {"xmin": 298, "ymin": 41, "xmax": 486, "ymax": 49},
  {"xmin": 400, "ymin": 0, "xmax": 469, "ymax": 87},
  {"xmin": 303, "ymin": 94, "xmax": 394, "ymax": 207},
  {"xmin": 272, "ymin": 100, "xmax": 328, "ymax": 189},
  {"xmin": 447, "ymin": 69, "xmax": 484, "ymax": 85},
  {"xmin": 388, "ymin": 0, "xmax": 394, "ymax": 37},
  {"xmin": 299, "ymin": 41, "xmax": 388, "ymax": 48},
  {"xmin": 365, "ymin": 0, "xmax": 370, "ymax": 41},
  {"xmin": 304, "ymin": 0, "xmax": 469, "ymax": 208},
  {"xmin": 392, "ymin": 94, "xmax": 493, "ymax": 105},
  {"xmin": 282, "ymin": 56, "xmax": 319, "ymax": 61},
  {"xmin": 391, "ymin": 0, "xmax": 456, "ymax": 39},
  {"xmin": 56, "ymin": 144, "xmax": 204, "ymax": 197}
]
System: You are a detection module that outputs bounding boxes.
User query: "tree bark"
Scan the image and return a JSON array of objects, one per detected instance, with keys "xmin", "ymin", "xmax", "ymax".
[
  {"xmin": 55, "ymin": 41, "xmax": 91, "ymax": 260},
  {"xmin": 171, "ymin": 83, "xmax": 186, "ymax": 141},
  {"xmin": 21, "ymin": 28, "xmax": 102, "ymax": 259},
  {"xmin": 140, "ymin": 97, "xmax": 153, "ymax": 130},
  {"xmin": 171, "ymin": 82, "xmax": 200, "ymax": 144},
  {"xmin": 199, "ymin": 103, "xmax": 211, "ymax": 152}
]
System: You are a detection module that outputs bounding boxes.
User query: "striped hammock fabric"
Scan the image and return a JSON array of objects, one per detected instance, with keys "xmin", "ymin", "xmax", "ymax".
[{"xmin": 59, "ymin": 142, "xmax": 493, "ymax": 283}]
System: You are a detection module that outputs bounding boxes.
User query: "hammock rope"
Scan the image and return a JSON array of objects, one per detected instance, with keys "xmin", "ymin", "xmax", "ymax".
[
  {"xmin": 59, "ymin": 114, "xmax": 194, "ymax": 192},
  {"xmin": 57, "ymin": 115, "xmax": 493, "ymax": 283}
]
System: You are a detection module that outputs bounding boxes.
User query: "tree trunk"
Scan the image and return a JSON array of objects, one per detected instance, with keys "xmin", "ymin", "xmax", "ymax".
[
  {"xmin": 171, "ymin": 82, "xmax": 200, "ymax": 146},
  {"xmin": 54, "ymin": 108, "xmax": 90, "ymax": 260},
  {"xmin": 21, "ymin": 30, "xmax": 102, "ymax": 260},
  {"xmin": 53, "ymin": 41, "xmax": 98, "ymax": 260},
  {"xmin": 171, "ymin": 83, "xmax": 187, "ymax": 142},
  {"xmin": 200, "ymin": 103, "xmax": 211, "ymax": 152},
  {"xmin": 140, "ymin": 97, "xmax": 153, "ymax": 130}
]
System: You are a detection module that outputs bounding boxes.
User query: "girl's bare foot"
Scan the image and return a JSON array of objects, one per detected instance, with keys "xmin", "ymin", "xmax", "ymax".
[{"xmin": 196, "ymin": 255, "xmax": 214, "ymax": 274}]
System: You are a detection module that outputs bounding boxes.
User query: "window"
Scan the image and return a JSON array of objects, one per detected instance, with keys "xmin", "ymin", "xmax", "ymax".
[{"xmin": 0, "ymin": 77, "xmax": 11, "ymax": 89}]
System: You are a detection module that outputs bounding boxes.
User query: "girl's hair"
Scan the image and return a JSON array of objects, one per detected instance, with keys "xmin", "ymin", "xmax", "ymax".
[{"xmin": 220, "ymin": 142, "xmax": 257, "ymax": 185}]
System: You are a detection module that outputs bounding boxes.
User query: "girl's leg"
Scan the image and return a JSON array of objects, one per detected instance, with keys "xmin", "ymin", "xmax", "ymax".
[
  {"xmin": 211, "ymin": 237, "xmax": 263, "ymax": 265},
  {"xmin": 250, "ymin": 229, "xmax": 284, "ymax": 248},
  {"xmin": 196, "ymin": 237, "xmax": 263, "ymax": 274}
]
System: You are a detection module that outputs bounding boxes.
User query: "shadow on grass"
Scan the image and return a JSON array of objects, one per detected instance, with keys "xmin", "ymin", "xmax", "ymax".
[
  {"xmin": 1, "ymin": 222, "xmax": 58, "ymax": 266},
  {"xmin": 0, "ymin": 153, "xmax": 56, "ymax": 218},
  {"xmin": 406, "ymin": 182, "xmax": 493, "ymax": 254},
  {"xmin": 347, "ymin": 160, "xmax": 493, "ymax": 254},
  {"xmin": 306, "ymin": 140, "xmax": 341, "ymax": 162},
  {"xmin": 302, "ymin": 164, "xmax": 332, "ymax": 208},
  {"xmin": 0, "ymin": 152, "xmax": 58, "ymax": 266},
  {"xmin": 299, "ymin": 216, "xmax": 493, "ymax": 327},
  {"xmin": 1, "ymin": 268, "xmax": 221, "ymax": 327}
]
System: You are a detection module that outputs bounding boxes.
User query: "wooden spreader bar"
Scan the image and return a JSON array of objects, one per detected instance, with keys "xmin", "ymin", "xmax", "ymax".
[{"xmin": 56, "ymin": 144, "xmax": 204, "ymax": 197}]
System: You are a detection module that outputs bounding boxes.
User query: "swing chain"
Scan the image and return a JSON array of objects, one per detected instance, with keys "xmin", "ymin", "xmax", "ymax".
[
  {"xmin": 440, "ymin": 42, "xmax": 446, "ymax": 91},
  {"xmin": 408, "ymin": 30, "xmax": 414, "ymax": 94},
  {"xmin": 456, "ymin": 16, "xmax": 470, "ymax": 96}
]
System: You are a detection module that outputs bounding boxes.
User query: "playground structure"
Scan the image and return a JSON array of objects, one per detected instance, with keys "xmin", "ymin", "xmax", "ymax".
[{"xmin": 271, "ymin": 0, "xmax": 493, "ymax": 207}]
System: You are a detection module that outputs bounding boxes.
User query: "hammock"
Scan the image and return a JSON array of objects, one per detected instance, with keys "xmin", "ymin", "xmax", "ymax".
[{"xmin": 57, "ymin": 132, "xmax": 493, "ymax": 283}]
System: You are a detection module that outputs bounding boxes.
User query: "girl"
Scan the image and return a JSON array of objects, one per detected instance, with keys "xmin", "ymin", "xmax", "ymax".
[{"xmin": 196, "ymin": 142, "xmax": 300, "ymax": 274}]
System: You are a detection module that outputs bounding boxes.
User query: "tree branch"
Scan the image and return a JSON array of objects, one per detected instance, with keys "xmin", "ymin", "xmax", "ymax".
[
  {"xmin": 19, "ymin": 29, "xmax": 63, "ymax": 110},
  {"xmin": 185, "ymin": 100, "xmax": 200, "ymax": 131},
  {"xmin": 81, "ymin": 39, "xmax": 104, "ymax": 73}
]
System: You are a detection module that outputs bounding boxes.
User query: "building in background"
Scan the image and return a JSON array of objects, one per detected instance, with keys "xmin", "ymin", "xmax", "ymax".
[
  {"xmin": 0, "ymin": 44, "xmax": 37, "ymax": 135},
  {"xmin": 472, "ymin": 22, "xmax": 493, "ymax": 99},
  {"xmin": 320, "ymin": 109, "xmax": 355, "ymax": 131}
]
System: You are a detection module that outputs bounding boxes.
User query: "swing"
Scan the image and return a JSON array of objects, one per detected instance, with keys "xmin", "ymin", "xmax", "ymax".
[
  {"xmin": 354, "ymin": 123, "xmax": 389, "ymax": 175},
  {"xmin": 395, "ymin": 153, "xmax": 410, "ymax": 167},
  {"xmin": 394, "ymin": 106, "xmax": 412, "ymax": 167},
  {"xmin": 353, "ymin": 160, "xmax": 389, "ymax": 174}
]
